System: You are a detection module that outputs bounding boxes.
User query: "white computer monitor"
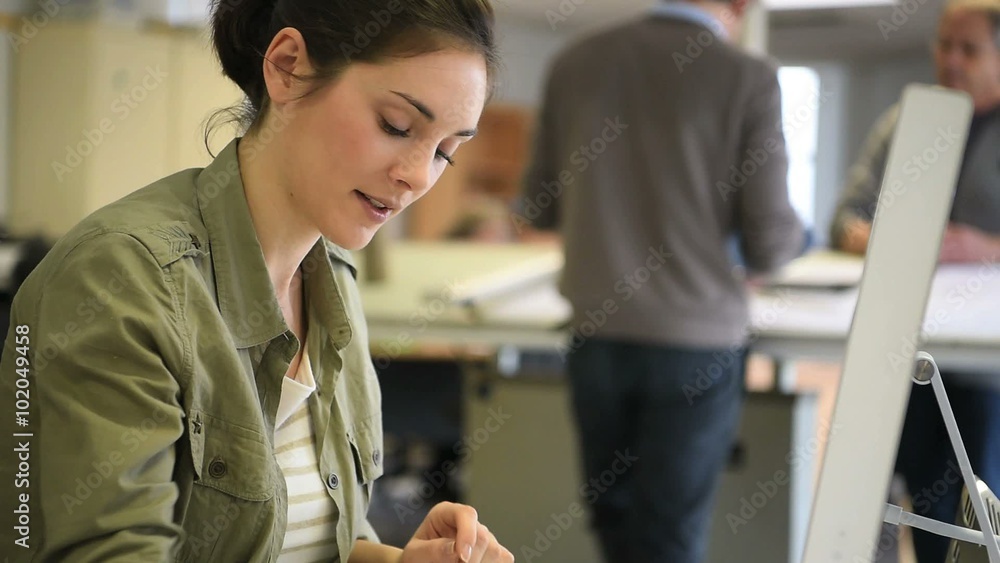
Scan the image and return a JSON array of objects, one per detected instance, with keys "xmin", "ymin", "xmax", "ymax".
[{"xmin": 801, "ymin": 84, "xmax": 974, "ymax": 562}]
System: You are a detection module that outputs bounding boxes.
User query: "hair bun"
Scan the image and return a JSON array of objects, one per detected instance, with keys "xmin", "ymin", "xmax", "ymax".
[{"xmin": 210, "ymin": 0, "xmax": 278, "ymax": 110}]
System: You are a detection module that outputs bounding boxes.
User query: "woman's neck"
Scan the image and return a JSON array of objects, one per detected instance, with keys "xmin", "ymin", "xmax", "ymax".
[{"xmin": 236, "ymin": 136, "xmax": 320, "ymax": 303}]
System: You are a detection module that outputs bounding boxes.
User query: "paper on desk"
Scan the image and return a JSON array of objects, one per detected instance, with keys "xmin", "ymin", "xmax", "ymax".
[
  {"xmin": 752, "ymin": 262, "xmax": 1000, "ymax": 342},
  {"xmin": 473, "ymin": 283, "xmax": 572, "ymax": 327},
  {"xmin": 424, "ymin": 251, "xmax": 563, "ymax": 305},
  {"xmin": 922, "ymin": 264, "xmax": 1000, "ymax": 342},
  {"xmin": 764, "ymin": 251, "xmax": 865, "ymax": 289},
  {"xmin": 751, "ymin": 286, "xmax": 859, "ymax": 336}
]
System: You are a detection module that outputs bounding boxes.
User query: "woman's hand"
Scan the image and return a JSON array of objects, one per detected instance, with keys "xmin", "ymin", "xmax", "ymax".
[{"xmin": 399, "ymin": 502, "xmax": 515, "ymax": 563}]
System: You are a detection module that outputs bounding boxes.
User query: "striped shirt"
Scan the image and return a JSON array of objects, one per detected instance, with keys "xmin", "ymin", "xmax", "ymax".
[{"xmin": 275, "ymin": 341, "xmax": 341, "ymax": 561}]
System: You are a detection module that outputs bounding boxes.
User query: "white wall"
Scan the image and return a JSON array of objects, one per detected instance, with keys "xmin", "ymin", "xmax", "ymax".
[
  {"xmin": 792, "ymin": 51, "xmax": 933, "ymax": 245},
  {"xmin": 492, "ymin": 15, "xmax": 574, "ymax": 106},
  {"xmin": 842, "ymin": 52, "xmax": 934, "ymax": 160}
]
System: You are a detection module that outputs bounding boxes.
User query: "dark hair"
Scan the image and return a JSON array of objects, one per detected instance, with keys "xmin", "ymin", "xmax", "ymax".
[{"xmin": 206, "ymin": 0, "xmax": 499, "ymax": 144}]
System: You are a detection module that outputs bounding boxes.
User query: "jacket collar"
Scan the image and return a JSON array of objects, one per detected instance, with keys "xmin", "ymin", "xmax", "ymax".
[{"xmin": 195, "ymin": 138, "xmax": 353, "ymax": 351}]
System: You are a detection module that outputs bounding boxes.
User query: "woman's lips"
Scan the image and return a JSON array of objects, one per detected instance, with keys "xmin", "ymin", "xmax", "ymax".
[{"xmin": 355, "ymin": 190, "xmax": 392, "ymax": 222}]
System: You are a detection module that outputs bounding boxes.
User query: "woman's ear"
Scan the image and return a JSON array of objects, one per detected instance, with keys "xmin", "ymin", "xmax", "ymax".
[{"xmin": 262, "ymin": 27, "xmax": 314, "ymax": 106}]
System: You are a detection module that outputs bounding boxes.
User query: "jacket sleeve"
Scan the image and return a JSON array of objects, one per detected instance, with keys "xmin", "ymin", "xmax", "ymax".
[
  {"xmin": 829, "ymin": 106, "xmax": 899, "ymax": 248},
  {"xmin": 0, "ymin": 233, "xmax": 187, "ymax": 562},
  {"xmin": 736, "ymin": 64, "xmax": 806, "ymax": 275},
  {"xmin": 356, "ymin": 518, "xmax": 381, "ymax": 543}
]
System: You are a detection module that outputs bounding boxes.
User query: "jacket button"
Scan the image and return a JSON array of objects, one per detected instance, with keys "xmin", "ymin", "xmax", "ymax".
[
  {"xmin": 208, "ymin": 458, "xmax": 227, "ymax": 479},
  {"xmin": 327, "ymin": 473, "xmax": 340, "ymax": 490},
  {"xmin": 372, "ymin": 449, "xmax": 381, "ymax": 466}
]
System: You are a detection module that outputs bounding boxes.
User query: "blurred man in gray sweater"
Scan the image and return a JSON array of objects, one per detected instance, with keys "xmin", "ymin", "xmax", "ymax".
[
  {"xmin": 518, "ymin": 1, "xmax": 805, "ymax": 561},
  {"xmin": 831, "ymin": 1, "xmax": 1000, "ymax": 560}
]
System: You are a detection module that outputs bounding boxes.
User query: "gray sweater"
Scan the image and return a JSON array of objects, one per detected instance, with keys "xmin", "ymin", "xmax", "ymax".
[
  {"xmin": 519, "ymin": 15, "xmax": 805, "ymax": 349},
  {"xmin": 831, "ymin": 104, "xmax": 1000, "ymax": 242}
]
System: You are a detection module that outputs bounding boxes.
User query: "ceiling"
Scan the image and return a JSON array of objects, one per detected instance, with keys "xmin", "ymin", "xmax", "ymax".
[
  {"xmin": 492, "ymin": 0, "xmax": 946, "ymax": 59},
  {"xmin": 0, "ymin": 0, "xmax": 945, "ymax": 61}
]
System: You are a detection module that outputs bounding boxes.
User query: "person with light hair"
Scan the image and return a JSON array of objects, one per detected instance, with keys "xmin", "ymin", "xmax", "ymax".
[{"xmin": 831, "ymin": 1, "xmax": 1000, "ymax": 560}]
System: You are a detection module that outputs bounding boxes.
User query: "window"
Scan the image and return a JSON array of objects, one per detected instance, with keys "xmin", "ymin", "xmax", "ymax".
[{"xmin": 778, "ymin": 66, "xmax": 821, "ymax": 228}]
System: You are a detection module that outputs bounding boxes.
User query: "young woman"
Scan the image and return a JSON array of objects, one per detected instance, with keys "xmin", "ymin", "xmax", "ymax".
[{"xmin": 0, "ymin": 1, "xmax": 514, "ymax": 561}]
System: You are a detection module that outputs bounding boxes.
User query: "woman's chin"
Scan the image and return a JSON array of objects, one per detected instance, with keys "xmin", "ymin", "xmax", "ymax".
[{"xmin": 323, "ymin": 226, "xmax": 378, "ymax": 251}]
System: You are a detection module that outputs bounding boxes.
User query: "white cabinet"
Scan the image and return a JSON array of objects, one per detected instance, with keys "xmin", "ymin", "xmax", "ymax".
[{"xmin": 9, "ymin": 19, "xmax": 241, "ymax": 237}]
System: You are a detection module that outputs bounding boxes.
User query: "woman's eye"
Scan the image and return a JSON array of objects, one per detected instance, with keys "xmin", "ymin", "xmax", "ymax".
[
  {"xmin": 379, "ymin": 117, "xmax": 409, "ymax": 138},
  {"xmin": 381, "ymin": 115, "xmax": 455, "ymax": 166},
  {"xmin": 436, "ymin": 150, "xmax": 456, "ymax": 167}
]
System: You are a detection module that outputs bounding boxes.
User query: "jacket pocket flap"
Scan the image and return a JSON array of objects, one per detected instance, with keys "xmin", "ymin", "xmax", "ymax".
[
  {"xmin": 189, "ymin": 409, "xmax": 274, "ymax": 501},
  {"xmin": 348, "ymin": 415, "xmax": 384, "ymax": 484}
]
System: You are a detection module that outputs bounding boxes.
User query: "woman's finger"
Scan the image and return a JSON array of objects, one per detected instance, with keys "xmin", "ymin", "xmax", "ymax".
[
  {"xmin": 468, "ymin": 523, "xmax": 493, "ymax": 563},
  {"xmin": 430, "ymin": 502, "xmax": 479, "ymax": 561}
]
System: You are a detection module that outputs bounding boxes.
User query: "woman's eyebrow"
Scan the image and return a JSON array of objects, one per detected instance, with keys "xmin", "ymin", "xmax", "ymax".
[{"xmin": 390, "ymin": 90, "xmax": 478, "ymax": 137}]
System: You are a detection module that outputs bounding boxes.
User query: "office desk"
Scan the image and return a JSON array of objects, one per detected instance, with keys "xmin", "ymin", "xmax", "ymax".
[
  {"xmin": 362, "ymin": 244, "xmax": 1000, "ymax": 369},
  {"xmin": 753, "ymin": 260, "xmax": 1000, "ymax": 374},
  {"xmin": 358, "ymin": 243, "xmax": 1000, "ymax": 563}
]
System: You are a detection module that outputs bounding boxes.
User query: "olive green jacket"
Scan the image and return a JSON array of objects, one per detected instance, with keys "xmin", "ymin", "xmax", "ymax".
[{"xmin": 0, "ymin": 138, "xmax": 384, "ymax": 562}]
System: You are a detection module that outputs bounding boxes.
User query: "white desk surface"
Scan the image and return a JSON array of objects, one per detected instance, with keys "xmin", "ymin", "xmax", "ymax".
[{"xmin": 358, "ymin": 243, "xmax": 1000, "ymax": 369}]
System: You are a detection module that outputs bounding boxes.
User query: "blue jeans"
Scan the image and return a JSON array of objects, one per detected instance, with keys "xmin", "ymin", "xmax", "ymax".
[
  {"xmin": 566, "ymin": 338, "xmax": 746, "ymax": 563},
  {"xmin": 895, "ymin": 374, "xmax": 1000, "ymax": 563}
]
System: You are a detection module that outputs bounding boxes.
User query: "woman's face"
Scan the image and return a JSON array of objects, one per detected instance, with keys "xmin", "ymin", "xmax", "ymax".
[{"xmin": 277, "ymin": 48, "xmax": 488, "ymax": 251}]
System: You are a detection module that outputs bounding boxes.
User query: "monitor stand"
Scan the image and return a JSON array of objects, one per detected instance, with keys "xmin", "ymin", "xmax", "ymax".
[{"xmin": 880, "ymin": 352, "xmax": 1000, "ymax": 561}]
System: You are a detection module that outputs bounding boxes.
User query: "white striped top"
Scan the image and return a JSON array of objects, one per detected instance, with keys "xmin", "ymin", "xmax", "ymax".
[{"xmin": 275, "ymin": 342, "xmax": 340, "ymax": 562}]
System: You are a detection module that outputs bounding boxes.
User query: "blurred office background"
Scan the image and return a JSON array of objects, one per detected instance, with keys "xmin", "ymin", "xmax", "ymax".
[{"xmin": 0, "ymin": 1, "xmax": 948, "ymax": 561}]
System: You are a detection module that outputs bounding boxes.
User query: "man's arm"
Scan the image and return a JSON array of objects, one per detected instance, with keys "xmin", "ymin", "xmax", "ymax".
[
  {"xmin": 830, "ymin": 107, "xmax": 900, "ymax": 254},
  {"xmin": 736, "ymin": 64, "xmax": 806, "ymax": 275}
]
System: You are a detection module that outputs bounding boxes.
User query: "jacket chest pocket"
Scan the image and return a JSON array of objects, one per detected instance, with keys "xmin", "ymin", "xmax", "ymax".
[{"xmin": 176, "ymin": 409, "xmax": 277, "ymax": 562}]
